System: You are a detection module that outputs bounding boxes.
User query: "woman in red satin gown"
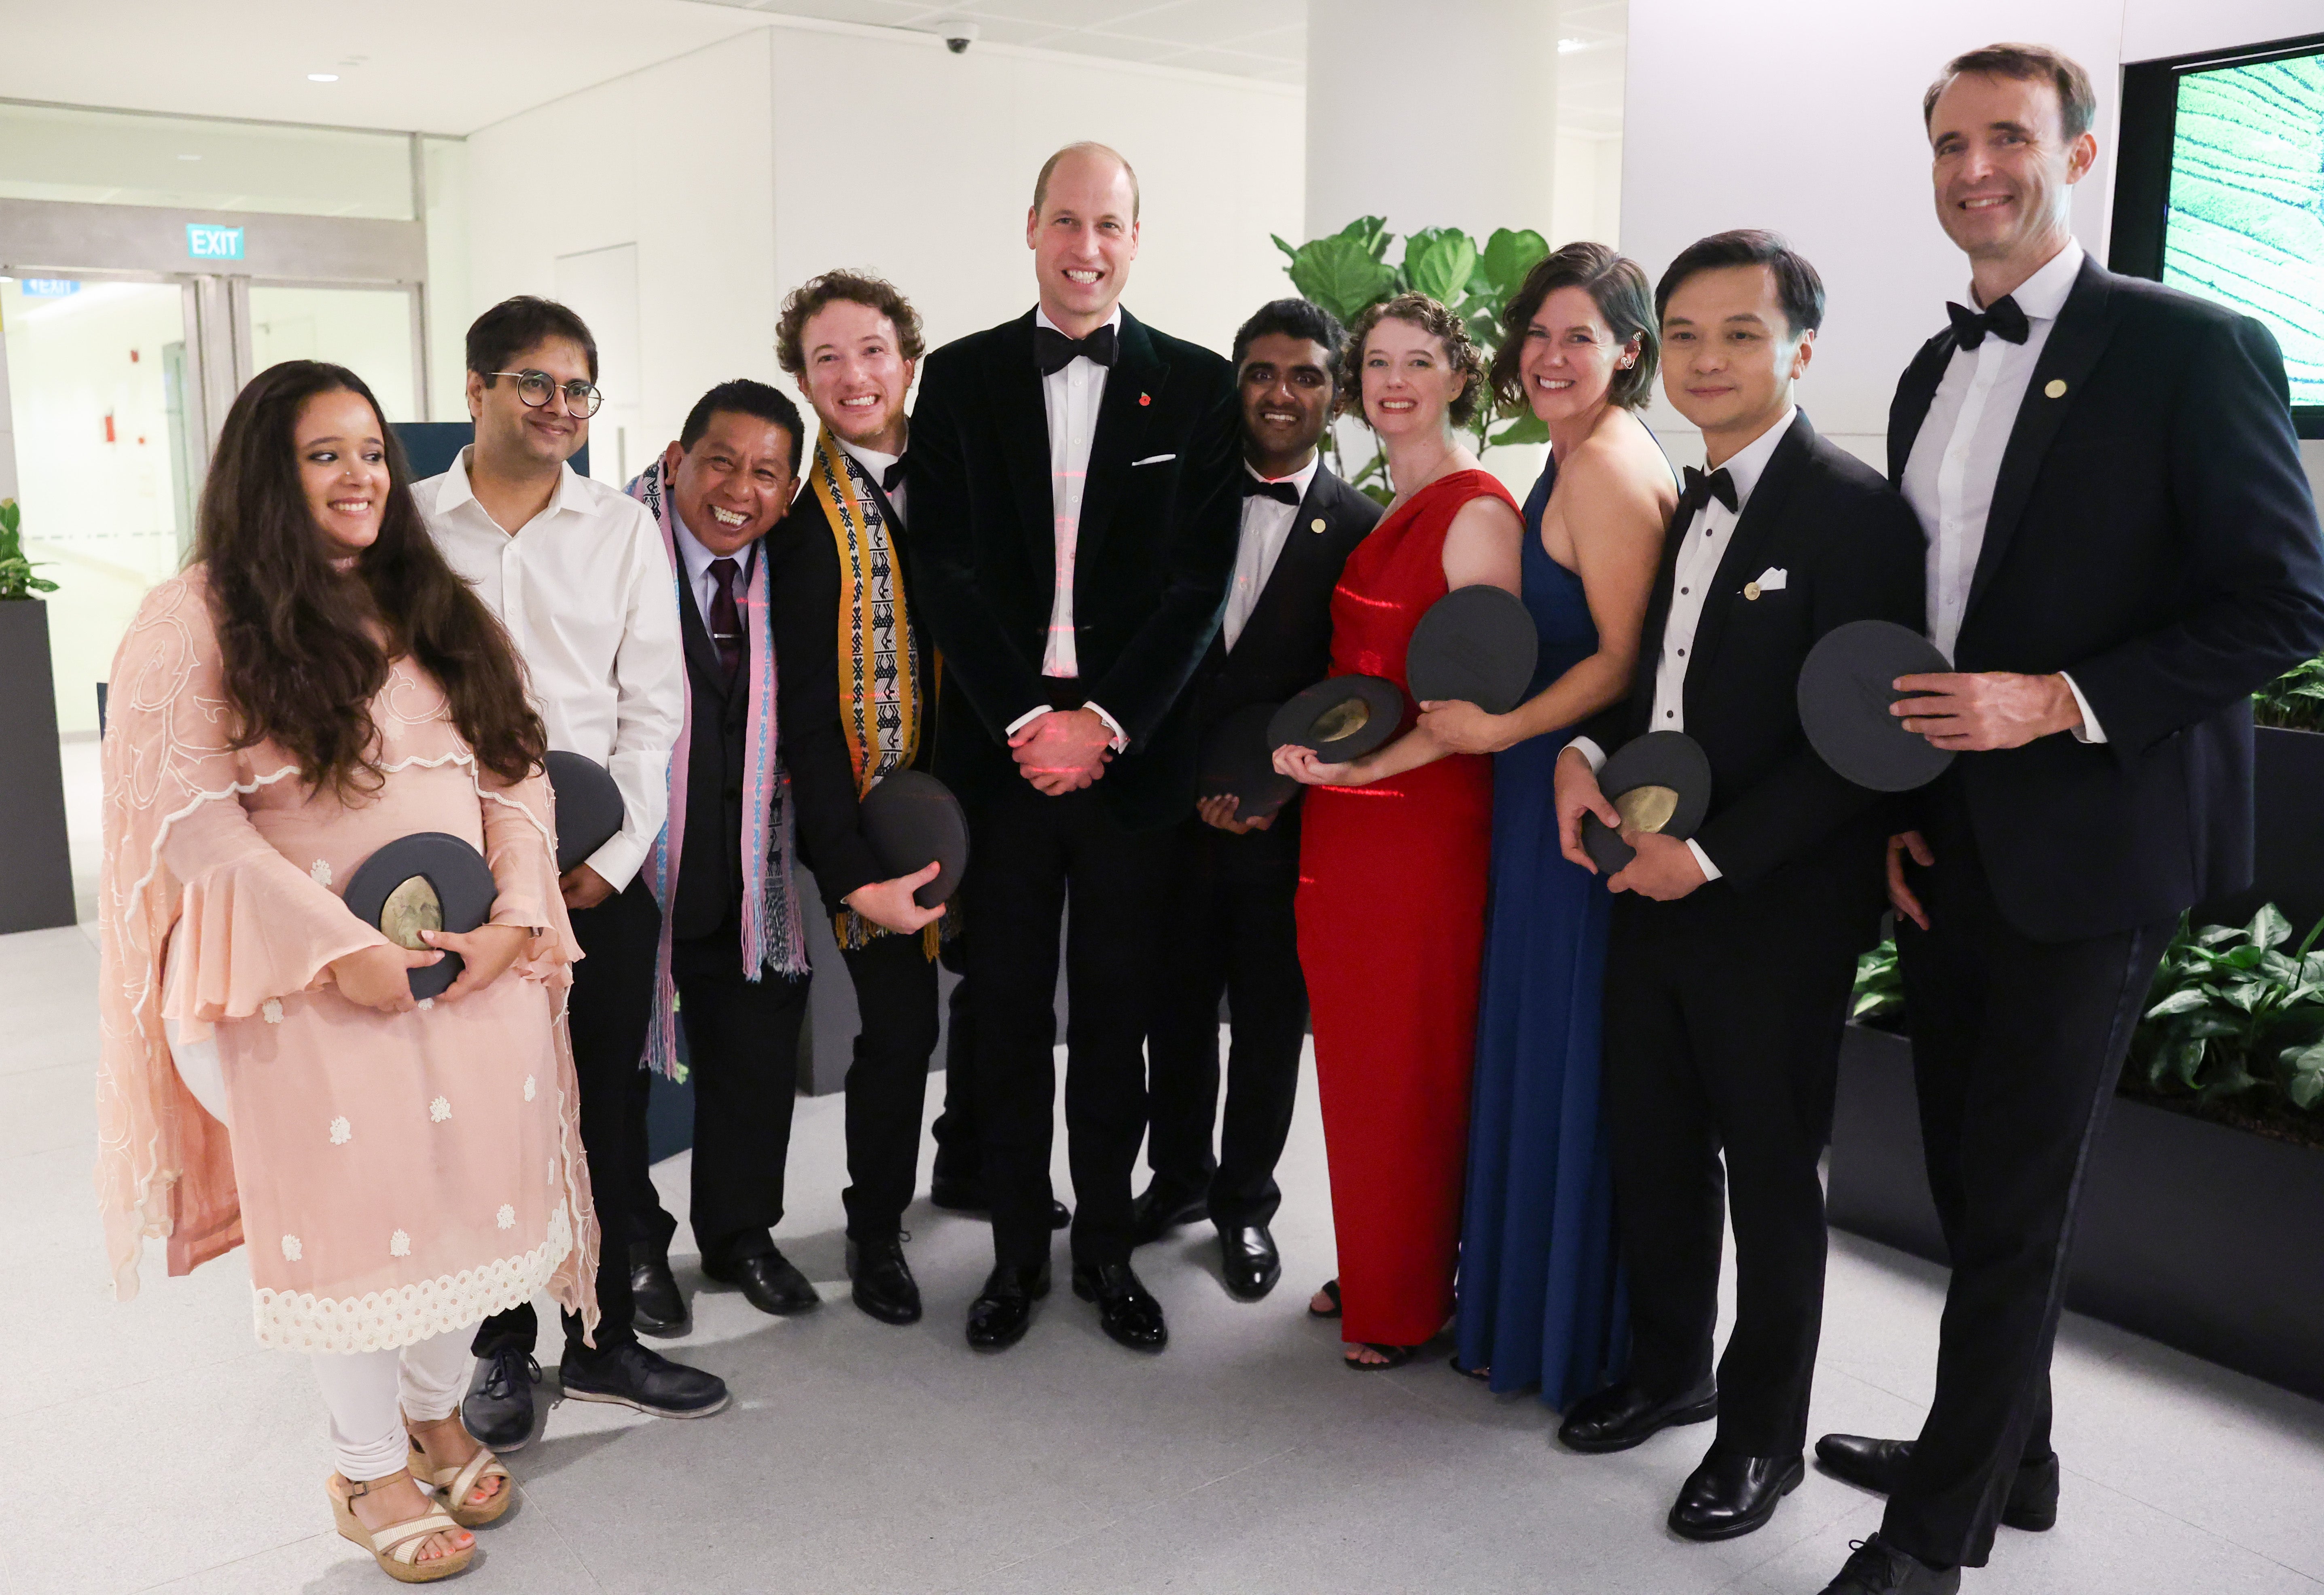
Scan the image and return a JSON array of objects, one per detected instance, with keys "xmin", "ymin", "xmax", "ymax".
[{"xmin": 1275, "ymin": 294, "xmax": 1524, "ymax": 1367}]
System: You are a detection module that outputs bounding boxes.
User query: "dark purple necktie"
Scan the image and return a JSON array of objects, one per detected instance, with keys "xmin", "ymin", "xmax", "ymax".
[{"xmin": 708, "ymin": 556, "xmax": 743, "ymax": 683}]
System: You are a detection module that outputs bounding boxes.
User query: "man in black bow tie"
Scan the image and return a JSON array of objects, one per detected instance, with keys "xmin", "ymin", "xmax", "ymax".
[
  {"xmin": 1131, "ymin": 298, "xmax": 1380, "ymax": 1297},
  {"xmin": 909, "ymin": 143, "xmax": 1241, "ymax": 1353},
  {"xmin": 1810, "ymin": 46, "xmax": 2324, "ymax": 1595}
]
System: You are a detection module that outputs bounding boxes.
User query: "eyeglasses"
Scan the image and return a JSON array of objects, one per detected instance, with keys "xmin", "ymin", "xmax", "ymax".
[{"xmin": 487, "ymin": 370, "xmax": 604, "ymax": 418}]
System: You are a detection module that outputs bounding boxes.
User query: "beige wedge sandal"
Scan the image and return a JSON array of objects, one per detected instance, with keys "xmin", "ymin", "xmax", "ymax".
[
  {"xmin": 328, "ymin": 1472, "xmax": 473, "ymax": 1584},
  {"xmin": 407, "ymin": 1433, "xmax": 514, "ymax": 1528}
]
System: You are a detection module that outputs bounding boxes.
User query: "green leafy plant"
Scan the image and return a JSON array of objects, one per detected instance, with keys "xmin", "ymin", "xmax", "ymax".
[
  {"xmin": 0, "ymin": 499, "xmax": 57, "ymax": 600},
  {"xmin": 1270, "ymin": 217, "xmax": 1552, "ymax": 502},
  {"xmin": 1851, "ymin": 939, "xmax": 1905, "ymax": 1027},
  {"xmin": 2252, "ymin": 654, "xmax": 2324, "ymax": 731}
]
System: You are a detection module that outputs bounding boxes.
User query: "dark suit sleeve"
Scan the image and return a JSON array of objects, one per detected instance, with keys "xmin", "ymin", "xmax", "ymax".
[
  {"xmin": 907, "ymin": 349, "xmax": 1054, "ymax": 742},
  {"xmin": 2062, "ymin": 316, "xmax": 2324, "ymax": 757},
  {"xmin": 1692, "ymin": 489, "xmax": 1928, "ymax": 888},
  {"xmin": 1084, "ymin": 360, "xmax": 1243, "ymax": 748},
  {"xmin": 768, "ymin": 514, "xmax": 885, "ymax": 914}
]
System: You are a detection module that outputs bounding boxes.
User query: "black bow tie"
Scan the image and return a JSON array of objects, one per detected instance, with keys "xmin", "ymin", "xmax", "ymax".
[
  {"xmin": 1946, "ymin": 295, "xmax": 2030, "ymax": 350},
  {"xmin": 879, "ymin": 459, "xmax": 905, "ymax": 493},
  {"xmin": 1680, "ymin": 465, "xmax": 1737, "ymax": 522},
  {"xmin": 1242, "ymin": 476, "xmax": 1301, "ymax": 506},
  {"xmin": 1034, "ymin": 323, "xmax": 1118, "ymax": 375}
]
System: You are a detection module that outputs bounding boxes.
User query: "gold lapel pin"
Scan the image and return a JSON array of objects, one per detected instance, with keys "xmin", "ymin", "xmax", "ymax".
[
  {"xmin": 2044, "ymin": 378, "xmax": 2068, "ymax": 399},
  {"xmin": 1311, "ymin": 517, "xmax": 1327, "ymax": 533},
  {"xmin": 1744, "ymin": 581, "xmax": 1763, "ymax": 601}
]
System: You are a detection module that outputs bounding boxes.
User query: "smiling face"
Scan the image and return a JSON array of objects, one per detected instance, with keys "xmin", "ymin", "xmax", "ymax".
[
  {"xmin": 1927, "ymin": 70, "xmax": 2095, "ymax": 281},
  {"xmin": 1358, "ymin": 315, "xmax": 1464, "ymax": 441},
  {"xmin": 1659, "ymin": 264, "xmax": 1812, "ymax": 453},
  {"xmin": 294, "ymin": 387, "xmax": 391, "ymax": 554},
  {"xmin": 1026, "ymin": 148, "xmax": 1139, "ymax": 336},
  {"xmin": 1237, "ymin": 331, "xmax": 1335, "ymax": 478},
  {"xmin": 798, "ymin": 298, "xmax": 913, "ymax": 455},
  {"xmin": 466, "ymin": 335, "xmax": 591, "ymax": 473},
  {"xmin": 1518, "ymin": 285, "xmax": 1637, "ymax": 426},
  {"xmin": 667, "ymin": 410, "xmax": 797, "ymax": 558}
]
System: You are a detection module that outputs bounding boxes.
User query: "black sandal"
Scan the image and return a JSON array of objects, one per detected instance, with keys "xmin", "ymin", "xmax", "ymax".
[
  {"xmin": 1345, "ymin": 1342, "xmax": 1419, "ymax": 1371},
  {"xmin": 1307, "ymin": 1279, "xmax": 1341, "ymax": 1320},
  {"xmin": 1448, "ymin": 1354, "xmax": 1491, "ymax": 1381}
]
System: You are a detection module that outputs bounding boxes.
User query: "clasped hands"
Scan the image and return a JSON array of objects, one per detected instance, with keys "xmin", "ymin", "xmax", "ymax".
[
  {"xmin": 329, "ymin": 923, "xmax": 537, "ymax": 1014},
  {"xmin": 1011, "ymin": 708, "xmax": 1115, "ymax": 796},
  {"xmin": 1551, "ymin": 747, "xmax": 1707, "ymax": 902}
]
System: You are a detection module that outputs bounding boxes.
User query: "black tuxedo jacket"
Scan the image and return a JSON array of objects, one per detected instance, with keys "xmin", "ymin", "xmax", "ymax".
[
  {"xmin": 908, "ymin": 308, "xmax": 1242, "ymax": 831},
  {"xmin": 765, "ymin": 479, "xmax": 933, "ymax": 917},
  {"xmin": 671, "ymin": 558, "xmax": 756, "ymax": 941},
  {"xmin": 1888, "ymin": 256, "xmax": 2324, "ymax": 941},
  {"xmin": 1184, "ymin": 461, "xmax": 1380, "ymax": 861},
  {"xmin": 1580, "ymin": 410, "xmax": 1926, "ymax": 897}
]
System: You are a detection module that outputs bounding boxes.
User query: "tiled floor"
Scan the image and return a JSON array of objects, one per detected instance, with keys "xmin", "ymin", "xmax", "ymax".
[{"xmin": 6, "ymin": 921, "xmax": 2319, "ymax": 1594}]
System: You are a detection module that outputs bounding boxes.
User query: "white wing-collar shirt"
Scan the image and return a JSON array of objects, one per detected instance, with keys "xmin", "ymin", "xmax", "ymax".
[
  {"xmin": 1902, "ymin": 238, "xmax": 2104, "ymax": 741},
  {"xmin": 1224, "ymin": 453, "xmax": 1320, "ymax": 651},
  {"xmin": 837, "ymin": 436, "xmax": 907, "ymax": 527},
  {"xmin": 416, "ymin": 447, "xmax": 684, "ymax": 890}
]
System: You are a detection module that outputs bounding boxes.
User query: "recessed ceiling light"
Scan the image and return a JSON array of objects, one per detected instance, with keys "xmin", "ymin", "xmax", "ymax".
[
  {"xmin": 178, "ymin": 153, "xmax": 202, "ymax": 161},
  {"xmin": 307, "ymin": 72, "xmax": 339, "ymax": 82},
  {"xmin": 1557, "ymin": 37, "xmax": 1588, "ymax": 53}
]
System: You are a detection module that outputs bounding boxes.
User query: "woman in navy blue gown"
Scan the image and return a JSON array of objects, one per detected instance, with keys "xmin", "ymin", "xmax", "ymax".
[{"xmin": 1419, "ymin": 243, "xmax": 1678, "ymax": 1406}]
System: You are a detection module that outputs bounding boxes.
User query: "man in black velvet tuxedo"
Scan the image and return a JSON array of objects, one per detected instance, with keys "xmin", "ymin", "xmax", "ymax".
[
  {"xmin": 1131, "ymin": 298, "xmax": 1380, "ymax": 1300},
  {"xmin": 909, "ymin": 142, "xmax": 1241, "ymax": 1354},
  {"xmin": 1550, "ymin": 233, "xmax": 1925, "ymax": 1545},
  {"xmin": 1810, "ymin": 48, "xmax": 2324, "ymax": 1595}
]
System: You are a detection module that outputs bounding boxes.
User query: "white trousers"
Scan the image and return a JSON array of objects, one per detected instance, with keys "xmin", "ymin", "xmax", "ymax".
[{"xmin": 309, "ymin": 1327, "xmax": 476, "ymax": 1481}]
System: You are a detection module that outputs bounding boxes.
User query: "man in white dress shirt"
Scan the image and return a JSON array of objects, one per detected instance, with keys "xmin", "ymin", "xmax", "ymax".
[{"xmin": 416, "ymin": 296, "xmax": 729, "ymax": 1447}]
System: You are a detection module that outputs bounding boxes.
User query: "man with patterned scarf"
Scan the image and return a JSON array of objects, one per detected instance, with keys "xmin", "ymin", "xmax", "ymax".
[{"xmin": 765, "ymin": 271, "xmax": 958, "ymax": 1325}]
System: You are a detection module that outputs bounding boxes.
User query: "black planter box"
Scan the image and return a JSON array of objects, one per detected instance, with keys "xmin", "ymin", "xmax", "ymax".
[
  {"xmin": 0, "ymin": 601, "xmax": 75, "ymax": 933},
  {"xmin": 1829, "ymin": 1022, "xmax": 2324, "ymax": 1403}
]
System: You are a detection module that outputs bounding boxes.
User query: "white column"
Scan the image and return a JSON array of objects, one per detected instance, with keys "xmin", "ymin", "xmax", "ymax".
[{"xmin": 1304, "ymin": 0, "xmax": 1560, "ymax": 243}]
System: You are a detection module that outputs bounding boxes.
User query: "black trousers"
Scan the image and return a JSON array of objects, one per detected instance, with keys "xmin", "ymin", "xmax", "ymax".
[
  {"xmin": 632, "ymin": 917, "xmax": 809, "ymax": 1270},
  {"xmin": 966, "ymin": 776, "xmax": 1169, "ymax": 1269},
  {"xmin": 1143, "ymin": 816, "xmax": 1307, "ymax": 1230},
  {"xmin": 929, "ymin": 957, "xmax": 980, "ymax": 1186},
  {"xmin": 838, "ymin": 930, "xmax": 941, "ymax": 1240},
  {"xmin": 472, "ymin": 876, "xmax": 661, "ymax": 1364},
  {"xmin": 1602, "ymin": 869, "xmax": 1874, "ymax": 1458},
  {"xmin": 1883, "ymin": 821, "xmax": 2172, "ymax": 1569}
]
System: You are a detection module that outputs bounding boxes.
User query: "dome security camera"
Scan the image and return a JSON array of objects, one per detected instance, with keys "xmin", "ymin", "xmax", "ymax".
[{"xmin": 944, "ymin": 21, "xmax": 979, "ymax": 53}]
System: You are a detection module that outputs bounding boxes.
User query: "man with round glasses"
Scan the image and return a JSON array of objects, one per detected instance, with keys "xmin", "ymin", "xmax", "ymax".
[{"xmin": 416, "ymin": 295, "xmax": 731, "ymax": 1448}]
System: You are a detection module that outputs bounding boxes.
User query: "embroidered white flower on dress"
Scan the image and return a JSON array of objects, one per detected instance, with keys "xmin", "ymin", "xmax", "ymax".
[
  {"xmin": 429, "ymin": 1096, "xmax": 452, "ymax": 1123},
  {"xmin": 523, "ymin": 1075, "xmax": 536, "ymax": 1102},
  {"xmin": 496, "ymin": 1204, "xmax": 516, "ymax": 1231},
  {"xmin": 416, "ymin": 997, "xmax": 435, "ymax": 1011},
  {"xmin": 262, "ymin": 998, "xmax": 283, "ymax": 1024},
  {"xmin": 328, "ymin": 1116, "xmax": 351, "ymax": 1145},
  {"xmin": 310, "ymin": 859, "xmax": 333, "ymax": 886},
  {"xmin": 280, "ymin": 1234, "xmax": 303, "ymax": 1261},
  {"xmin": 390, "ymin": 1229, "xmax": 411, "ymax": 1257}
]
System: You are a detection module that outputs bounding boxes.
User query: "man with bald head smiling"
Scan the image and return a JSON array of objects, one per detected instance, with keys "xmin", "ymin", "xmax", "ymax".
[{"xmin": 911, "ymin": 142, "xmax": 1241, "ymax": 1354}]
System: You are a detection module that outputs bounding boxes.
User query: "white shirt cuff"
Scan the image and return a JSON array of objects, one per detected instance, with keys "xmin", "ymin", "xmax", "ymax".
[
  {"xmin": 1564, "ymin": 736, "xmax": 1607, "ymax": 773},
  {"xmin": 1684, "ymin": 838, "xmax": 1722, "ymax": 882},
  {"xmin": 2059, "ymin": 672, "xmax": 2107, "ymax": 744},
  {"xmin": 1005, "ymin": 704, "xmax": 1055, "ymax": 738},
  {"xmin": 586, "ymin": 834, "xmax": 646, "ymax": 893},
  {"xmin": 1085, "ymin": 703, "xmax": 1129, "ymax": 753}
]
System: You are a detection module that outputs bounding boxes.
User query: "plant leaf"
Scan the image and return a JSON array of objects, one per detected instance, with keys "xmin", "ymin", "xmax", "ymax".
[
  {"xmin": 1284, "ymin": 236, "xmax": 1398, "ymax": 327},
  {"xmin": 2248, "ymin": 902, "xmax": 2294, "ymax": 949},
  {"xmin": 1488, "ymin": 410, "xmax": 1551, "ymax": 447},
  {"xmin": 1402, "ymin": 228, "xmax": 1479, "ymax": 306},
  {"xmin": 1480, "ymin": 227, "xmax": 1552, "ymax": 296}
]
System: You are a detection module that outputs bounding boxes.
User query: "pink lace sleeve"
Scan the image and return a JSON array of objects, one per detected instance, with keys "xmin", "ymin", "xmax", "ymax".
[{"xmin": 478, "ymin": 764, "xmax": 581, "ymax": 977}]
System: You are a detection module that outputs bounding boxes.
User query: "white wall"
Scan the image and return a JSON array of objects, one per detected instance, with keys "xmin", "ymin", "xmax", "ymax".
[{"xmin": 461, "ymin": 23, "xmax": 1305, "ymax": 465}]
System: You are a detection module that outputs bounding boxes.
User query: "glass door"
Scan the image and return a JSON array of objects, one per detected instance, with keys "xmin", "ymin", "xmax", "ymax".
[{"xmin": 246, "ymin": 282, "xmax": 421, "ymax": 426}]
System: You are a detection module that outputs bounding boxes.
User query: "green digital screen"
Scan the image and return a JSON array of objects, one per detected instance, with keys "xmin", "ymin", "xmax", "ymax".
[{"xmin": 2161, "ymin": 50, "xmax": 2324, "ymax": 407}]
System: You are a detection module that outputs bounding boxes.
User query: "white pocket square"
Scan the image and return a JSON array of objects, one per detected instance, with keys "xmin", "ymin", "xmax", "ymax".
[
  {"xmin": 1750, "ymin": 566, "xmax": 1788, "ymax": 593},
  {"xmin": 1131, "ymin": 453, "xmax": 1177, "ymax": 467}
]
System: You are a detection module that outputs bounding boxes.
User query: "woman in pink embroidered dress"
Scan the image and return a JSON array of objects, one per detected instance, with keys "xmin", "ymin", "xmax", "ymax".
[{"xmin": 96, "ymin": 361, "xmax": 597, "ymax": 1582}]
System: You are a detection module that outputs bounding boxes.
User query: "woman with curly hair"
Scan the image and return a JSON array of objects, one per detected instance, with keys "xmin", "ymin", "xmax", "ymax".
[
  {"xmin": 96, "ymin": 360, "xmax": 595, "ymax": 1582},
  {"xmin": 1273, "ymin": 292, "xmax": 1524, "ymax": 1369}
]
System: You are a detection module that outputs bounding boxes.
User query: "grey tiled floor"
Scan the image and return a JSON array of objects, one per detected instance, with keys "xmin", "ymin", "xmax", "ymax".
[{"xmin": 5, "ymin": 921, "xmax": 2319, "ymax": 1593}]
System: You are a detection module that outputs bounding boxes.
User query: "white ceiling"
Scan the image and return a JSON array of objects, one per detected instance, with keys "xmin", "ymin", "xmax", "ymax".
[{"xmin": 0, "ymin": 0, "xmax": 1625, "ymax": 138}]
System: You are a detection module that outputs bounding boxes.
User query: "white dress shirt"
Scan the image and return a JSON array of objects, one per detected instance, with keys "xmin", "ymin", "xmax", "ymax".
[
  {"xmin": 838, "ymin": 436, "xmax": 907, "ymax": 526},
  {"xmin": 1568, "ymin": 408, "xmax": 1796, "ymax": 882},
  {"xmin": 416, "ymin": 448, "xmax": 684, "ymax": 890},
  {"xmin": 1902, "ymin": 239, "xmax": 2103, "ymax": 741},
  {"xmin": 1224, "ymin": 454, "xmax": 1319, "ymax": 651},
  {"xmin": 671, "ymin": 507, "xmax": 756, "ymax": 624}
]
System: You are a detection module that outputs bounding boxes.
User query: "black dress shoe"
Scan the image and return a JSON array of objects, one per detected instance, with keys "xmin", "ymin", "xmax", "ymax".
[
  {"xmin": 703, "ymin": 1249, "xmax": 820, "ymax": 1316},
  {"xmin": 1668, "ymin": 1448, "xmax": 1804, "ymax": 1540},
  {"xmin": 558, "ymin": 1341, "xmax": 730, "ymax": 1418},
  {"xmin": 1818, "ymin": 1535, "xmax": 1960, "ymax": 1594},
  {"xmin": 1218, "ymin": 1224, "xmax": 1281, "ymax": 1301},
  {"xmin": 929, "ymin": 1178, "xmax": 1073, "ymax": 1229},
  {"xmin": 629, "ymin": 1253, "xmax": 689, "ymax": 1337},
  {"xmin": 1556, "ymin": 1377, "xmax": 1718, "ymax": 1454},
  {"xmin": 1072, "ymin": 1261, "xmax": 1168, "ymax": 1352},
  {"xmin": 1814, "ymin": 1434, "xmax": 2059, "ymax": 1532},
  {"xmin": 847, "ymin": 1235, "xmax": 922, "ymax": 1325},
  {"xmin": 966, "ymin": 1262, "xmax": 1052, "ymax": 1351},
  {"xmin": 1129, "ymin": 1183, "xmax": 1208, "ymax": 1246},
  {"xmin": 461, "ymin": 1347, "xmax": 540, "ymax": 1452}
]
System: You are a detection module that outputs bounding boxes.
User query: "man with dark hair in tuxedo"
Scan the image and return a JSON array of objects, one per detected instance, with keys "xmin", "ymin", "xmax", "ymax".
[
  {"xmin": 1810, "ymin": 45, "xmax": 2324, "ymax": 1595},
  {"xmin": 910, "ymin": 142, "xmax": 1241, "ymax": 1354},
  {"xmin": 1550, "ymin": 231, "xmax": 1926, "ymax": 1545},
  {"xmin": 1130, "ymin": 297, "xmax": 1379, "ymax": 1300}
]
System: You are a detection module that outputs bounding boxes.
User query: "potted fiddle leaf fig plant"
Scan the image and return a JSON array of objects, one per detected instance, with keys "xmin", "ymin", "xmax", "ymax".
[{"xmin": 0, "ymin": 497, "xmax": 78, "ymax": 933}]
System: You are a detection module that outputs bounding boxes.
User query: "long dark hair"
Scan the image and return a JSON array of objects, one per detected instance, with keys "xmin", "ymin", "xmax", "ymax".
[{"xmin": 194, "ymin": 360, "xmax": 545, "ymax": 796}]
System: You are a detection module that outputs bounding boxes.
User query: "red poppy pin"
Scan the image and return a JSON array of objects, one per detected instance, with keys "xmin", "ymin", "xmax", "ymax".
[{"xmin": 1139, "ymin": 392, "xmax": 1150, "ymax": 406}]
